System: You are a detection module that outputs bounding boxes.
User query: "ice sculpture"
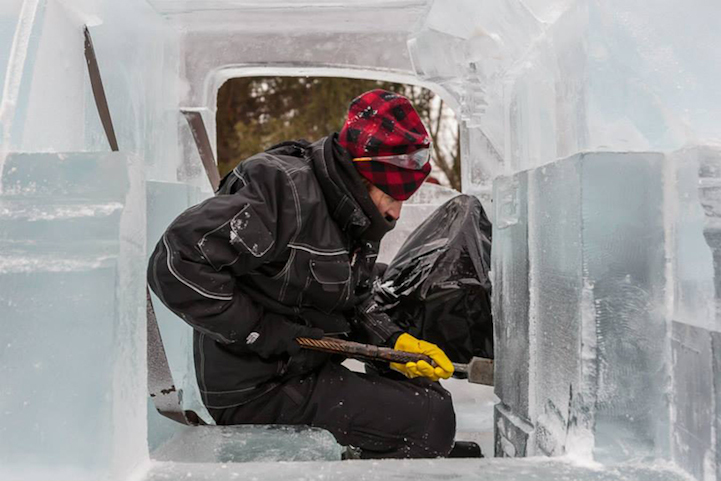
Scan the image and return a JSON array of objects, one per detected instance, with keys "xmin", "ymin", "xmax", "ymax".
[{"xmin": 1, "ymin": 0, "xmax": 719, "ymax": 480}]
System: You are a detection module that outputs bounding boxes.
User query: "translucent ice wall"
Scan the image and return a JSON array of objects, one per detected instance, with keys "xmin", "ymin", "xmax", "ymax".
[
  {"xmin": 492, "ymin": 145, "xmax": 721, "ymax": 478},
  {"xmin": 2, "ymin": 0, "xmax": 719, "ymax": 480},
  {"xmin": 407, "ymin": 0, "xmax": 721, "ymax": 479},
  {"xmin": 0, "ymin": 0, "xmax": 184, "ymax": 479},
  {"xmin": 0, "ymin": 1, "xmax": 465, "ymax": 478}
]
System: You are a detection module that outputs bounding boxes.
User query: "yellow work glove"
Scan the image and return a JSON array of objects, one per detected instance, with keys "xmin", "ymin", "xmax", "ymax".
[{"xmin": 391, "ymin": 333, "xmax": 454, "ymax": 382}]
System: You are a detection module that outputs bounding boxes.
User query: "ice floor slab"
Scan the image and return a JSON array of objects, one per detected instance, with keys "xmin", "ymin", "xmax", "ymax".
[
  {"xmin": 144, "ymin": 457, "xmax": 693, "ymax": 481},
  {"xmin": 152, "ymin": 425, "xmax": 342, "ymax": 463}
]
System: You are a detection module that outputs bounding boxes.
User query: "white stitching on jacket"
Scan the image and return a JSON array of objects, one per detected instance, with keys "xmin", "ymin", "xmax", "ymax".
[
  {"xmin": 262, "ymin": 157, "xmax": 302, "ymax": 301},
  {"xmin": 270, "ymin": 248, "xmax": 295, "ymax": 281},
  {"xmin": 198, "ymin": 204, "xmax": 275, "ymax": 262},
  {"xmin": 232, "ymin": 168, "xmax": 247, "ymax": 186},
  {"xmin": 200, "ymin": 386, "xmax": 258, "ymax": 394},
  {"xmin": 235, "ymin": 229, "xmax": 275, "ymax": 258},
  {"xmin": 163, "ymin": 235, "xmax": 233, "ymax": 301},
  {"xmin": 288, "ymin": 243, "xmax": 349, "ymax": 256},
  {"xmin": 199, "ymin": 332, "xmax": 208, "ymax": 401}
]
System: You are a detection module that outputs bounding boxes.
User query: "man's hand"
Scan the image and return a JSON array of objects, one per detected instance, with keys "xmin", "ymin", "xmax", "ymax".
[
  {"xmin": 391, "ymin": 333, "xmax": 454, "ymax": 382},
  {"xmin": 245, "ymin": 313, "xmax": 324, "ymax": 359}
]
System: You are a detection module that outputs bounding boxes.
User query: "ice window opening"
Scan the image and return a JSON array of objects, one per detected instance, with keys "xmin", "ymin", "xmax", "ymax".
[
  {"xmin": 143, "ymin": 74, "xmax": 499, "ymax": 464},
  {"xmin": 215, "ymin": 77, "xmax": 462, "ymax": 189}
]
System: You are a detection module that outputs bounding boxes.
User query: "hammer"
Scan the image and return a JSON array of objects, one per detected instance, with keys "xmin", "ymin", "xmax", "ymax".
[{"xmin": 297, "ymin": 337, "xmax": 493, "ymax": 386}]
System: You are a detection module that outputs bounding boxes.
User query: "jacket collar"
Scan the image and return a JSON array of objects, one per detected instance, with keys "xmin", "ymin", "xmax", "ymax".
[{"xmin": 309, "ymin": 135, "xmax": 395, "ymax": 242}]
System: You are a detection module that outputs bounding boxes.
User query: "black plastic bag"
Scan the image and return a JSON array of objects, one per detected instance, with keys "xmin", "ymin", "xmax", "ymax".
[{"xmin": 375, "ymin": 195, "xmax": 493, "ymax": 363}]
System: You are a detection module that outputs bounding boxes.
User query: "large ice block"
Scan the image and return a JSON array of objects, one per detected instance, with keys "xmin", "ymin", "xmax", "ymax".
[
  {"xmin": 494, "ymin": 147, "xmax": 721, "ymax": 480},
  {"xmin": 493, "ymin": 172, "xmax": 532, "ymax": 457},
  {"xmin": 0, "ymin": 152, "xmax": 147, "ymax": 480},
  {"xmin": 713, "ymin": 332, "xmax": 721, "ymax": 481},
  {"xmin": 526, "ymin": 157, "xmax": 585, "ymax": 458},
  {"xmin": 668, "ymin": 145, "xmax": 721, "ymax": 480},
  {"xmin": 582, "ymin": 154, "xmax": 668, "ymax": 462},
  {"xmin": 670, "ymin": 322, "xmax": 715, "ymax": 481},
  {"xmin": 493, "ymin": 152, "xmax": 670, "ymax": 461}
]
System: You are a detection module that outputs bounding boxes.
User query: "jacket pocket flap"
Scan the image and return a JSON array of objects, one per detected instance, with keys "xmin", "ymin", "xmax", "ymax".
[
  {"xmin": 309, "ymin": 259, "xmax": 350, "ymax": 284},
  {"xmin": 198, "ymin": 204, "xmax": 274, "ymax": 271}
]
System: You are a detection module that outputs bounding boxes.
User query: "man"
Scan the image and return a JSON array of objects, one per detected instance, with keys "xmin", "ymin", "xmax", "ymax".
[{"xmin": 148, "ymin": 89, "xmax": 456, "ymax": 458}]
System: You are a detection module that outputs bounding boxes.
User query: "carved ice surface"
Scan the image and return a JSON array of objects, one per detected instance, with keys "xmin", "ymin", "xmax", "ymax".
[
  {"xmin": 493, "ymin": 149, "xmax": 721, "ymax": 478},
  {"xmin": 0, "ymin": 152, "xmax": 146, "ymax": 480}
]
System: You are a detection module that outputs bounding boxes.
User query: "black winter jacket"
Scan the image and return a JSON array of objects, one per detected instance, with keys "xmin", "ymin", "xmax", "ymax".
[{"xmin": 148, "ymin": 136, "xmax": 403, "ymax": 408}]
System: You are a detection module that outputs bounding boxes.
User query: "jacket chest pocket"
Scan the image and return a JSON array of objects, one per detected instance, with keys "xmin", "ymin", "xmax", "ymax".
[{"xmin": 303, "ymin": 258, "xmax": 351, "ymax": 313}]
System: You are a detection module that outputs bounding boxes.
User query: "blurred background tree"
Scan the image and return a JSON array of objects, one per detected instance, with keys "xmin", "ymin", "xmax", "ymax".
[{"xmin": 216, "ymin": 77, "xmax": 461, "ymax": 190}]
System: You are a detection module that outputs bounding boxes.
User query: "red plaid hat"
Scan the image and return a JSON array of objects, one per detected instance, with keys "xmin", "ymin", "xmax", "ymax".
[{"xmin": 339, "ymin": 90, "xmax": 432, "ymax": 201}]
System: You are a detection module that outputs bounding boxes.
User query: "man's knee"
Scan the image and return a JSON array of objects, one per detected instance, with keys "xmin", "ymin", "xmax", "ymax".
[{"xmin": 411, "ymin": 382, "xmax": 456, "ymax": 457}]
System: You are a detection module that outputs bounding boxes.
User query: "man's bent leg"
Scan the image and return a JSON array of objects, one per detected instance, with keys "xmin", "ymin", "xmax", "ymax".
[{"xmin": 209, "ymin": 361, "xmax": 456, "ymax": 458}]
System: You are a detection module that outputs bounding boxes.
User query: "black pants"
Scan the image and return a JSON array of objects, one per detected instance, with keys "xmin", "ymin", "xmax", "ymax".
[{"xmin": 208, "ymin": 361, "xmax": 456, "ymax": 458}]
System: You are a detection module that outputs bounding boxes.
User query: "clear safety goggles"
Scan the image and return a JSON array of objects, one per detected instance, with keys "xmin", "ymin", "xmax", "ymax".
[{"xmin": 352, "ymin": 147, "xmax": 432, "ymax": 170}]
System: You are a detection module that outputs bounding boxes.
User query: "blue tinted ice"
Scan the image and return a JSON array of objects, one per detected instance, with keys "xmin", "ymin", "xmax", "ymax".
[
  {"xmin": 493, "ymin": 149, "xmax": 721, "ymax": 480},
  {"xmin": 0, "ymin": 152, "xmax": 147, "ymax": 479},
  {"xmin": 2, "ymin": 0, "xmax": 720, "ymax": 479}
]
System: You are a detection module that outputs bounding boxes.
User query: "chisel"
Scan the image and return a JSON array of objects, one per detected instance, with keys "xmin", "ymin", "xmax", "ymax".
[{"xmin": 297, "ymin": 337, "xmax": 493, "ymax": 386}]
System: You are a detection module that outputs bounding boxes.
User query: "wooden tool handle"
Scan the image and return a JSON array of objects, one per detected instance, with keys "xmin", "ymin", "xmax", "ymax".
[{"xmin": 297, "ymin": 337, "xmax": 434, "ymax": 365}]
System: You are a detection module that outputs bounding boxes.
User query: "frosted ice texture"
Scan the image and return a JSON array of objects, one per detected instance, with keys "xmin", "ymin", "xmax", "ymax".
[
  {"xmin": 0, "ymin": 153, "xmax": 146, "ymax": 480},
  {"xmin": 714, "ymin": 332, "xmax": 721, "ymax": 481},
  {"xmin": 672, "ymin": 146, "xmax": 721, "ymax": 480},
  {"xmin": 493, "ymin": 149, "xmax": 721, "ymax": 480},
  {"xmin": 1, "ymin": 1, "xmax": 182, "ymax": 479},
  {"xmin": 494, "ymin": 152, "xmax": 670, "ymax": 460},
  {"xmin": 409, "ymin": 0, "xmax": 721, "ymax": 197}
]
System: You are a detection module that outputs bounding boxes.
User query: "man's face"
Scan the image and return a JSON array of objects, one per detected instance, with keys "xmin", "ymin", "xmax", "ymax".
[{"xmin": 367, "ymin": 183, "xmax": 403, "ymax": 222}]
